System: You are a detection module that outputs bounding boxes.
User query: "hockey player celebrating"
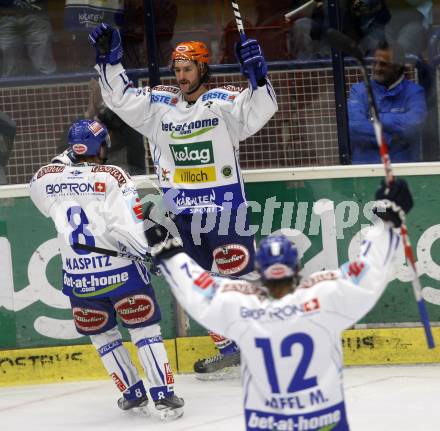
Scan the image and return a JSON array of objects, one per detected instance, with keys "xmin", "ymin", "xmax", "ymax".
[
  {"xmin": 143, "ymin": 178, "xmax": 413, "ymax": 430},
  {"xmin": 29, "ymin": 119, "xmax": 184, "ymax": 421},
  {"xmin": 88, "ymin": 23, "xmax": 278, "ymax": 378}
]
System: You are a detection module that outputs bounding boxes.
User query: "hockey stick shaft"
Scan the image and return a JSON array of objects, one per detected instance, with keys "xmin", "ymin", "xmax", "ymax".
[
  {"xmin": 231, "ymin": 1, "xmax": 257, "ymax": 90},
  {"xmin": 74, "ymin": 242, "xmax": 246, "ymax": 281},
  {"xmin": 74, "ymin": 243, "xmax": 147, "ymax": 263},
  {"xmin": 326, "ymin": 29, "xmax": 434, "ymax": 349},
  {"xmin": 285, "ymin": 0, "xmax": 319, "ymax": 21}
]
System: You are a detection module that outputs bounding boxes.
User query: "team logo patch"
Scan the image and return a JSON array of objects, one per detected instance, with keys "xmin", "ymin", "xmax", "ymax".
[
  {"xmin": 221, "ymin": 165, "xmax": 233, "ymax": 178},
  {"xmin": 95, "ymin": 182, "xmax": 106, "ymax": 193},
  {"xmin": 161, "ymin": 168, "xmax": 170, "ymax": 182},
  {"xmin": 347, "ymin": 261, "xmax": 365, "ymax": 277},
  {"xmin": 115, "ymin": 295, "xmax": 155, "ymax": 325},
  {"xmin": 72, "ymin": 307, "xmax": 108, "ymax": 332},
  {"xmin": 132, "ymin": 197, "xmax": 143, "ymax": 220},
  {"xmin": 36, "ymin": 165, "xmax": 65, "ymax": 178},
  {"xmin": 88, "ymin": 120, "xmax": 104, "ymax": 136},
  {"xmin": 194, "ymin": 272, "xmax": 215, "ymax": 290},
  {"xmin": 213, "ymin": 244, "xmax": 249, "ymax": 275},
  {"xmin": 72, "ymin": 143, "xmax": 87, "ymax": 155},
  {"xmin": 111, "ymin": 372, "xmax": 127, "ymax": 392},
  {"xmin": 303, "ymin": 298, "xmax": 320, "ymax": 312},
  {"xmin": 264, "ymin": 263, "xmax": 293, "ymax": 279},
  {"xmin": 164, "ymin": 363, "xmax": 175, "ymax": 385},
  {"xmin": 91, "ymin": 165, "xmax": 127, "ymax": 187},
  {"xmin": 176, "ymin": 44, "xmax": 190, "ymax": 52}
]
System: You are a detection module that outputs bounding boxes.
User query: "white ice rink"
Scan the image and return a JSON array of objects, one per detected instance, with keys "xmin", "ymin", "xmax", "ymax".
[{"xmin": 1, "ymin": 364, "xmax": 439, "ymax": 431}]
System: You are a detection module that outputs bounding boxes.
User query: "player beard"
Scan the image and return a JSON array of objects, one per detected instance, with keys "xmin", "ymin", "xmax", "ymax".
[{"xmin": 179, "ymin": 79, "xmax": 200, "ymax": 95}]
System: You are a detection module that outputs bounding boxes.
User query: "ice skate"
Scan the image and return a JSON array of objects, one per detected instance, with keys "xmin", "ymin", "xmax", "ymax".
[
  {"xmin": 117, "ymin": 394, "xmax": 150, "ymax": 417},
  {"xmin": 154, "ymin": 394, "xmax": 184, "ymax": 421},
  {"xmin": 194, "ymin": 350, "xmax": 240, "ymax": 381}
]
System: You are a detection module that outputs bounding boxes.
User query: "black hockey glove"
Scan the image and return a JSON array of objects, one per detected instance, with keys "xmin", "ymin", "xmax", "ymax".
[
  {"xmin": 89, "ymin": 23, "xmax": 123, "ymax": 65},
  {"xmin": 143, "ymin": 202, "xmax": 183, "ymax": 261},
  {"xmin": 373, "ymin": 178, "xmax": 413, "ymax": 228}
]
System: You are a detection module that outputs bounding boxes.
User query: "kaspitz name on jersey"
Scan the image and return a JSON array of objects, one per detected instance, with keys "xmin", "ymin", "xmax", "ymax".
[{"xmin": 240, "ymin": 299, "xmax": 320, "ymax": 320}]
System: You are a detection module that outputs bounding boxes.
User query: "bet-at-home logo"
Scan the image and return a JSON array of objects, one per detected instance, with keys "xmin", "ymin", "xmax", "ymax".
[
  {"xmin": 170, "ymin": 141, "xmax": 214, "ymax": 166},
  {"xmin": 162, "ymin": 118, "xmax": 219, "ymax": 139}
]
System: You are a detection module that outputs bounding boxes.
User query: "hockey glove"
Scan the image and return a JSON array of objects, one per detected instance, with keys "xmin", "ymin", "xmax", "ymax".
[
  {"xmin": 234, "ymin": 39, "xmax": 268, "ymax": 85},
  {"xmin": 373, "ymin": 178, "xmax": 413, "ymax": 228},
  {"xmin": 89, "ymin": 23, "xmax": 123, "ymax": 65},
  {"xmin": 143, "ymin": 202, "xmax": 183, "ymax": 261}
]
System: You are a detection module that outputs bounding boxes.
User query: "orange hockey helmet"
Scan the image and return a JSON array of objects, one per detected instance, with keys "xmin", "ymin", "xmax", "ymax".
[{"xmin": 171, "ymin": 41, "xmax": 210, "ymax": 64}]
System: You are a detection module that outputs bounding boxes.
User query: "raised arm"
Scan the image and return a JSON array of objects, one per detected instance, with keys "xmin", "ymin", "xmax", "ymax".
[
  {"xmin": 318, "ymin": 179, "xmax": 414, "ymax": 329},
  {"xmin": 143, "ymin": 206, "xmax": 241, "ymax": 337},
  {"xmin": 88, "ymin": 23, "xmax": 161, "ymax": 136}
]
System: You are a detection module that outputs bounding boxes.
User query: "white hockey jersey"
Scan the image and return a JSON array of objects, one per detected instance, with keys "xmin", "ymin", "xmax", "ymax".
[
  {"xmin": 96, "ymin": 63, "xmax": 278, "ymax": 213},
  {"xmin": 159, "ymin": 223, "xmax": 400, "ymax": 430},
  {"xmin": 29, "ymin": 162, "xmax": 150, "ymax": 299}
]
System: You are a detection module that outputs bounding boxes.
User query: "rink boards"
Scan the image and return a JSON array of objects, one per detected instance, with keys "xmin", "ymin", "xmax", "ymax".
[
  {"xmin": 1, "ymin": 328, "xmax": 440, "ymax": 387},
  {"xmin": 1, "ymin": 163, "xmax": 440, "ymax": 386}
]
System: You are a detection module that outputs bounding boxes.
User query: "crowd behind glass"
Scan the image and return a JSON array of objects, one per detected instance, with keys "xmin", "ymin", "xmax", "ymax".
[{"xmin": 0, "ymin": 0, "xmax": 436, "ymax": 184}]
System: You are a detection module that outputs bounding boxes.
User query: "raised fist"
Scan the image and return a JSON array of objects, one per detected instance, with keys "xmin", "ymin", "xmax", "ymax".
[
  {"xmin": 89, "ymin": 23, "xmax": 123, "ymax": 65},
  {"xmin": 373, "ymin": 178, "xmax": 413, "ymax": 228}
]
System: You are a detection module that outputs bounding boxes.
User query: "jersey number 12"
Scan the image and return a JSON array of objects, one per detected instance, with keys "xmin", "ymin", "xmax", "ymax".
[{"xmin": 255, "ymin": 333, "xmax": 317, "ymax": 393}]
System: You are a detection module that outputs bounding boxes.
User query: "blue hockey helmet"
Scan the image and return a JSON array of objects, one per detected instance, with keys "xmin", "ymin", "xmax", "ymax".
[
  {"xmin": 68, "ymin": 119, "xmax": 111, "ymax": 157},
  {"xmin": 255, "ymin": 235, "xmax": 299, "ymax": 281}
]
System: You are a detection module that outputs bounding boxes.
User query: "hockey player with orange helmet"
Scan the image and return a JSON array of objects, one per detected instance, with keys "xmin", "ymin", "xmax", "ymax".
[{"xmin": 89, "ymin": 22, "xmax": 278, "ymax": 379}]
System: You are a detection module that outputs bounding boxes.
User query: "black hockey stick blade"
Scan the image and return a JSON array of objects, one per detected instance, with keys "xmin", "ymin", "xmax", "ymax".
[{"xmin": 325, "ymin": 28, "xmax": 364, "ymax": 62}]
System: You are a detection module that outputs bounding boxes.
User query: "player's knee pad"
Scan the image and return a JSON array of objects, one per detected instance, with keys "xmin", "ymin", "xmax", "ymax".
[
  {"xmin": 90, "ymin": 326, "xmax": 122, "ymax": 349},
  {"xmin": 128, "ymin": 324, "xmax": 162, "ymax": 345},
  {"xmin": 90, "ymin": 326, "xmax": 141, "ymax": 393},
  {"xmin": 72, "ymin": 306, "xmax": 113, "ymax": 335},
  {"xmin": 114, "ymin": 293, "xmax": 160, "ymax": 328},
  {"xmin": 128, "ymin": 324, "xmax": 175, "ymax": 401}
]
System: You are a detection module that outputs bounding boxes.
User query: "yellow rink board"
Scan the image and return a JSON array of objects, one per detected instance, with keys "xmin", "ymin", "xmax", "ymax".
[{"xmin": 1, "ymin": 328, "xmax": 439, "ymax": 387}]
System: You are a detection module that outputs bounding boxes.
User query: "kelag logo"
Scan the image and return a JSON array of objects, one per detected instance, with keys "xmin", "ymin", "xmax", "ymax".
[{"xmin": 170, "ymin": 141, "xmax": 214, "ymax": 166}]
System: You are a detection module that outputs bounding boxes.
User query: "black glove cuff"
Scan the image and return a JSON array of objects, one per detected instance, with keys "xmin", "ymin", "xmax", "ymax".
[
  {"xmin": 150, "ymin": 237, "xmax": 183, "ymax": 262},
  {"xmin": 373, "ymin": 199, "xmax": 405, "ymax": 228},
  {"xmin": 257, "ymin": 77, "xmax": 267, "ymax": 87}
]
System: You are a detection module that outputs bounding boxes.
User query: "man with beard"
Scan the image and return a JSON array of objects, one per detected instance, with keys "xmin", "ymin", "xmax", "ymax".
[
  {"xmin": 88, "ymin": 23, "xmax": 278, "ymax": 379},
  {"xmin": 348, "ymin": 40, "xmax": 427, "ymax": 163}
]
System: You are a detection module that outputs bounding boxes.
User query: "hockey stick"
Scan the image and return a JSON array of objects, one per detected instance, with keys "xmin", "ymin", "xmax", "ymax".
[
  {"xmin": 325, "ymin": 29, "xmax": 435, "ymax": 348},
  {"xmin": 285, "ymin": 0, "xmax": 321, "ymax": 22},
  {"xmin": 231, "ymin": 1, "xmax": 257, "ymax": 90},
  {"xmin": 74, "ymin": 242, "xmax": 147, "ymax": 264},
  {"xmin": 73, "ymin": 242, "xmax": 249, "ymax": 281}
]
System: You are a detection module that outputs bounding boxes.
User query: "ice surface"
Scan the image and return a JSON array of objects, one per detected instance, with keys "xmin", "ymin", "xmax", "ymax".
[{"xmin": 1, "ymin": 364, "xmax": 439, "ymax": 431}]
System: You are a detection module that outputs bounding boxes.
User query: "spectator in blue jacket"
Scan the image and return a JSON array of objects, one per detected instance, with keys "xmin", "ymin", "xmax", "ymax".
[{"xmin": 348, "ymin": 40, "xmax": 427, "ymax": 164}]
